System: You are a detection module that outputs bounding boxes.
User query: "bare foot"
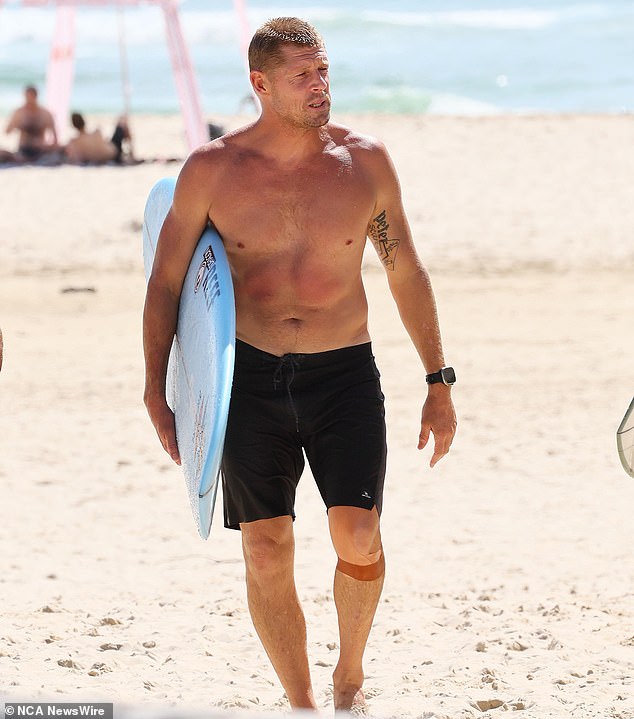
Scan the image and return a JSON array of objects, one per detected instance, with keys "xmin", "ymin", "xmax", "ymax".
[{"xmin": 334, "ymin": 687, "xmax": 368, "ymax": 715}]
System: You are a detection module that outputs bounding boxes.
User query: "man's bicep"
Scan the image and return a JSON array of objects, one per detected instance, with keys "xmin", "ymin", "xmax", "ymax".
[
  {"xmin": 367, "ymin": 191, "xmax": 416, "ymax": 276},
  {"xmin": 151, "ymin": 162, "xmax": 211, "ymax": 290},
  {"xmin": 365, "ymin": 143, "xmax": 417, "ymax": 273},
  {"xmin": 152, "ymin": 210, "xmax": 207, "ymax": 293},
  {"xmin": 45, "ymin": 111, "xmax": 56, "ymax": 133},
  {"xmin": 367, "ymin": 203, "xmax": 405, "ymax": 272}
]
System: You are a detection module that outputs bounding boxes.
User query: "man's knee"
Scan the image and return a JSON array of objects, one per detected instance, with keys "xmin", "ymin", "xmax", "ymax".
[
  {"xmin": 328, "ymin": 506, "xmax": 383, "ymax": 570},
  {"xmin": 241, "ymin": 516, "xmax": 294, "ymax": 579}
]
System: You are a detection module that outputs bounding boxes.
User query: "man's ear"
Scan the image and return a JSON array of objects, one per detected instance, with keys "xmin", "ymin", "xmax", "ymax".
[{"xmin": 250, "ymin": 70, "xmax": 269, "ymax": 98}]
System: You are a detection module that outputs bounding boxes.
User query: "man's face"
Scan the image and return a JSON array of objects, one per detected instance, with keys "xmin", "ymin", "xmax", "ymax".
[
  {"xmin": 266, "ymin": 44, "xmax": 331, "ymax": 128},
  {"xmin": 25, "ymin": 88, "xmax": 37, "ymax": 106}
]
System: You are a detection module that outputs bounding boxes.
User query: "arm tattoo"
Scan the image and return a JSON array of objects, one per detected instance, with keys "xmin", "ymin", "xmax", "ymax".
[{"xmin": 369, "ymin": 209, "xmax": 400, "ymax": 271}]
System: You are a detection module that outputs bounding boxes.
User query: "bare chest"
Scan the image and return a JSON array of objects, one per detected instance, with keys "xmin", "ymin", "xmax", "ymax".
[{"xmin": 210, "ymin": 153, "xmax": 375, "ymax": 255}]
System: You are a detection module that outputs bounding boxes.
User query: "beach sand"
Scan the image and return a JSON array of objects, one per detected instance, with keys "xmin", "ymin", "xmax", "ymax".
[{"xmin": 1, "ymin": 113, "xmax": 633, "ymax": 718}]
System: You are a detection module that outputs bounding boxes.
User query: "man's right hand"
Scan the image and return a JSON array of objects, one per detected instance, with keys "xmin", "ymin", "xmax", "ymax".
[{"xmin": 145, "ymin": 395, "xmax": 181, "ymax": 465}]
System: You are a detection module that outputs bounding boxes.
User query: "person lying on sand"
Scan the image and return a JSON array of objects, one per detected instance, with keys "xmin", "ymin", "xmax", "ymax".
[
  {"xmin": 0, "ymin": 148, "xmax": 16, "ymax": 163},
  {"xmin": 65, "ymin": 113, "xmax": 133, "ymax": 165}
]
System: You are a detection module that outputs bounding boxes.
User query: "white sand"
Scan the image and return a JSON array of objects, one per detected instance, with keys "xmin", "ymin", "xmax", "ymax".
[{"xmin": 1, "ymin": 114, "xmax": 633, "ymax": 718}]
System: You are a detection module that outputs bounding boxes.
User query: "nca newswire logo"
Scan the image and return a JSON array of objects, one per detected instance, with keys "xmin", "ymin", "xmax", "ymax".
[{"xmin": 4, "ymin": 704, "xmax": 112, "ymax": 718}]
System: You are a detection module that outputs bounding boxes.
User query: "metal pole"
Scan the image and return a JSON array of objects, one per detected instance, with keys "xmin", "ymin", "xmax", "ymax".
[{"xmin": 117, "ymin": 4, "xmax": 132, "ymax": 118}]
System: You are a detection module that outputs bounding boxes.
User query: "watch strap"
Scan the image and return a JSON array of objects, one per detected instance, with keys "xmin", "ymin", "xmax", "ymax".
[
  {"xmin": 425, "ymin": 370, "xmax": 444, "ymax": 384},
  {"xmin": 426, "ymin": 366, "xmax": 456, "ymax": 386}
]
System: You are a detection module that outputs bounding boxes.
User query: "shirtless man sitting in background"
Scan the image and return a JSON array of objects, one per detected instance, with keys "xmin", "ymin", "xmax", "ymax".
[
  {"xmin": 143, "ymin": 17, "xmax": 457, "ymax": 713},
  {"xmin": 5, "ymin": 85, "xmax": 59, "ymax": 161}
]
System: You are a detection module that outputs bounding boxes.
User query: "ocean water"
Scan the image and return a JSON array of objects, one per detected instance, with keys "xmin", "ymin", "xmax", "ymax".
[{"xmin": 0, "ymin": 0, "xmax": 633, "ymax": 116}]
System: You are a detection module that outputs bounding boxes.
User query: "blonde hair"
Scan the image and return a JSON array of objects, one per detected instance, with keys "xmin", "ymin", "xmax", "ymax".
[{"xmin": 248, "ymin": 17, "xmax": 325, "ymax": 73}]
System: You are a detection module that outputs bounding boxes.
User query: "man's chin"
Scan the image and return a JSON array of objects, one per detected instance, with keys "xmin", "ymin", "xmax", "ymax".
[
  {"xmin": 283, "ymin": 107, "xmax": 331, "ymax": 129},
  {"xmin": 306, "ymin": 110, "xmax": 330, "ymax": 128}
]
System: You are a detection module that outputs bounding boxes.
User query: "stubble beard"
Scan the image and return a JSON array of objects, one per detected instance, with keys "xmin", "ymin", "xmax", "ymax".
[
  {"xmin": 273, "ymin": 95, "xmax": 331, "ymax": 130},
  {"xmin": 303, "ymin": 108, "xmax": 331, "ymax": 128},
  {"xmin": 296, "ymin": 100, "xmax": 331, "ymax": 130},
  {"xmin": 306, "ymin": 94, "xmax": 331, "ymax": 128}
]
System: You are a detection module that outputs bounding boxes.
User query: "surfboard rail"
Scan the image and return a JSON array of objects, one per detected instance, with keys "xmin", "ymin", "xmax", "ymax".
[{"xmin": 617, "ymin": 396, "xmax": 634, "ymax": 478}]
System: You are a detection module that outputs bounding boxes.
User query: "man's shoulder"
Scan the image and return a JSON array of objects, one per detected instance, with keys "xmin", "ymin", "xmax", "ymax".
[
  {"xmin": 326, "ymin": 122, "xmax": 386, "ymax": 154},
  {"xmin": 177, "ymin": 126, "xmax": 255, "ymax": 197},
  {"xmin": 185, "ymin": 124, "xmax": 256, "ymax": 170},
  {"xmin": 38, "ymin": 106, "xmax": 55, "ymax": 122},
  {"xmin": 325, "ymin": 123, "xmax": 393, "ymax": 182}
]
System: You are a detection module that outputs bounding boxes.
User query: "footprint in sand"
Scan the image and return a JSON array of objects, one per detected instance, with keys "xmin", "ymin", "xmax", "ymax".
[
  {"xmin": 99, "ymin": 643, "xmax": 122, "ymax": 651},
  {"xmin": 88, "ymin": 662, "xmax": 112, "ymax": 676},
  {"xmin": 57, "ymin": 659, "xmax": 82, "ymax": 670},
  {"xmin": 472, "ymin": 698, "xmax": 504, "ymax": 711}
]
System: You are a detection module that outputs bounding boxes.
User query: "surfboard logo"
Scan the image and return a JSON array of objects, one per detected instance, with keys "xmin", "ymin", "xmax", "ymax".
[{"xmin": 194, "ymin": 245, "xmax": 221, "ymax": 309}]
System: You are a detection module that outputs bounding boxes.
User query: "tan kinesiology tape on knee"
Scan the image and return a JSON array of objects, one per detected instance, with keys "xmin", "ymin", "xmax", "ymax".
[{"xmin": 336, "ymin": 553, "xmax": 385, "ymax": 581}]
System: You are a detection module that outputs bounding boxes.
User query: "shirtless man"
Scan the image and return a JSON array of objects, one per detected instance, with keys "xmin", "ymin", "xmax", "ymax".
[
  {"xmin": 5, "ymin": 85, "xmax": 58, "ymax": 161},
  {"xmin": 143, "ymin": 17, "xmax": 456, "ymax": 712}
]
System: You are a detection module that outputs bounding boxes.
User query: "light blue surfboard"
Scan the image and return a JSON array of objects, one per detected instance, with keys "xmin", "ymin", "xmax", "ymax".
[
  {"xmin": 143, "ymin": 177, "xmax": 235, "ymax": 539},
  {"xmin": 617, "ymin": 397, "xmax": 634, "ymax": 478}
]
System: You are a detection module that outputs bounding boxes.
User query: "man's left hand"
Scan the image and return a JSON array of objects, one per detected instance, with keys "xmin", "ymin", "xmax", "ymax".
[{"xmin": 418, "ymin": 388, "xmax": 457, "ymax": 467}]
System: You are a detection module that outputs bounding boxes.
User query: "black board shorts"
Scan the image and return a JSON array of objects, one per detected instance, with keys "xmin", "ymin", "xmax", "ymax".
[{"xmin": 221, "ymin": 339, "xmax": 387, "ymax": 530}]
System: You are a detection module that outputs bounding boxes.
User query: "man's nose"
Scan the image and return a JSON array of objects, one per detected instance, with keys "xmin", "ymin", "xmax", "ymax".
[{"xmin": 311, "ymin": 72, "xmax": 328, "ymax": 92}]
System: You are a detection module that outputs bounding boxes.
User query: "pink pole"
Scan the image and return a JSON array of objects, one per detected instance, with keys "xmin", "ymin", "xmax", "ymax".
[
  {"xmin": 232, "ymin": 0, "xmax": 256, "ymax": 108},
  {"xmin": 45, "ymin": 4, "xmax": 76, "ymax": 141},
  {"xmin": 161, "ymin": 0, "xmax": 207, "ymax": 151},
  {"xmin": 232, "ymin": 0, "xmax": 250, "ymax": 69}
]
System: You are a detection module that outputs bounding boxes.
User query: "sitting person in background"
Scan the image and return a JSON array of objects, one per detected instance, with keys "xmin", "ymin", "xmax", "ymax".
[
  {"xmin": 65, "ymin": 112, "xmax": 133, "ymax": 164},
  {"xmin": 0, "ymin": 147, "xmax": 16, "ymax": 163},
  {"xmin": 5, "ymin": 85, "xmax": 59, "ymax": 161}
]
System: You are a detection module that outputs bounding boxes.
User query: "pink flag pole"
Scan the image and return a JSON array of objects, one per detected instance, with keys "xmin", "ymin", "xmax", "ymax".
[
  {"xmin": 232, "ymin": 0, "xmax": 250, "ymax": 70},
  {"xmin": 161, "ymin": 0, "xmax": 207, "ymax": 151},
  {"xmin": 45, "ymin": 3, "xmax": 76, "ymax": 141},
  {"xmin": 232, "ymin": 0, "xmax": 256, "ymax": 108}
]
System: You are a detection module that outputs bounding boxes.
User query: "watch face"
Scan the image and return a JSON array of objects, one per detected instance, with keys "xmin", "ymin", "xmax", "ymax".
[{"xmin": 441, "ymin": 367, "xmax": 456, "ymax": 385}]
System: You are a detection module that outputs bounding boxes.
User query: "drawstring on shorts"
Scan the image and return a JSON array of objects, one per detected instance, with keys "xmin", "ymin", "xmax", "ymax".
[{"xmin": 272, "ymin": 354, "xmax": 301, "ymax": 432}]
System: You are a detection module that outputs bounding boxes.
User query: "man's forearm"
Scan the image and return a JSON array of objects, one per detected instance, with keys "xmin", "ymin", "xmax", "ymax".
[
  {"xmin": 389, "ymin": 266, "xmax": 446, "ymax": 373},
  {"xmin": 142, "ymin": 280, "xmax": 180, "ymax": 402}
]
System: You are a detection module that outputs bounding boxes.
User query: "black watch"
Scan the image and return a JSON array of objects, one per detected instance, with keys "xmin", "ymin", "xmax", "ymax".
[{"xmin": 425, "ymin": 366, "xmax": 456, "ymax": 386}]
